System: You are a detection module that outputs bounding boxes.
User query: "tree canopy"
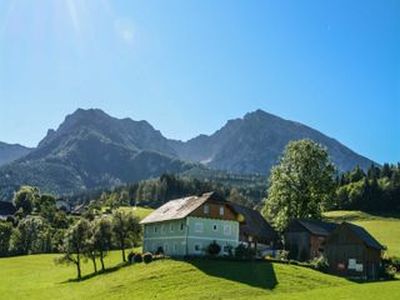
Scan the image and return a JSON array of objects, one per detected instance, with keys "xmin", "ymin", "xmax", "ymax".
[{"xmin": 262, "ymin": 139, "xmax": 336, "ymax": 232}]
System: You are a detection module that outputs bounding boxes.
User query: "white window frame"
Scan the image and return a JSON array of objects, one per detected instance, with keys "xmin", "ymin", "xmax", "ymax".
[
  {"xmin": 195, "ymin": 222, "xmax": 204, "ymax": 233},
  {"xmin": 224, "ymin": 224, "xmax": 231, "ymax": 236},
  {"xmin": 194, "ymin": 244, "xmax": 202, "ymax": 253},
  {"xmin": 219, "ymin": 206, "xmax": 224, "ymax": 216},
  {"xmin": 203, "ymin": 204, "xmax": 210, "ymax": 214},
  {"xmin": 212, "ymin": 224, "xmax": 218, "ymax": 231}
]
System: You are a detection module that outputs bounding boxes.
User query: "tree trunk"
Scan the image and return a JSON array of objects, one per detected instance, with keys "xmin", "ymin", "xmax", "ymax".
[
  {"xmin": 92, "ymin": 256, "xmax": 97, "ymax": 273},
  {"xmin": 76, "ymin": 255, "xmax": 81, "ymax": 280},
  {"xmin": 122, "ymin": 247, "xmax": 126, "ymax": 262},
  {"xmin": 100, "ymin": 252, "xmax": 105, "ymax": 272}
]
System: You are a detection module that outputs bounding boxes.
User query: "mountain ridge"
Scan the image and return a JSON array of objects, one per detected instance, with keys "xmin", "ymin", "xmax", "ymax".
[{"xmin": 0, "ymin": 108, "xmax": 375, "ymax": 200}]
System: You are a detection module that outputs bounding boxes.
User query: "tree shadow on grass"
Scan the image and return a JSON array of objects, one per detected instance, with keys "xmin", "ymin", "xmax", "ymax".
[
  {"xmin": 60, "ymin": 262, "xmax": 129, "ymax": 284},
  {"xmin": 186, "ymin": 258, "xmax": 278, "ymax": 290}
]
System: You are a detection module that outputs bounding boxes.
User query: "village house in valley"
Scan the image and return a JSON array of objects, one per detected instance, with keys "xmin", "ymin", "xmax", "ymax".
[
  {"xmin": 325, "ymin": 222, "xmax": 385, "ymax": 280},
  {"xmin": 140, "ymin": 192, "xmax": 239, "ymax": 256},
  {"xmin": 284, "ymin": 219, "xmax": 337, "ymax": 261},
  {"xmin": 140, "ymin": 192, "xmax": 277, "ymax": 256}
]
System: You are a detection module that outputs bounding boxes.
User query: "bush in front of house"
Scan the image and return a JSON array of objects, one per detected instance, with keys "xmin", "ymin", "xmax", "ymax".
[
  {"xmin": 127, "ymin": 251, "xmax": 136, "ymax": 263},
  {"xmin": 133, "ymin": 253, "xmax": 143, "ymax": 263},
  {"xmin": 155, "ymin": 246, "xmax": 164, "ymax": 256},
  {"xmin": 143, "ymin": 252, "xmax": 153, "ymax": 264},
  {"xmin": 207, "ymin": 241, "xmax": 221, "ymax": 256},
  {"xmin": 310, "ymin": 256, "xmax": 329, "ymax": 273},
  {"xmin": 235, "ymin": 244, "xmax": 256, "ymax": 259}
]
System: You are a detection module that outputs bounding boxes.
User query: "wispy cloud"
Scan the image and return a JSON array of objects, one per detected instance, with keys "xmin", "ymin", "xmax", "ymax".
[{"xmin": 114, "ymin": 18, "xmax": 135, "ymax": 45}]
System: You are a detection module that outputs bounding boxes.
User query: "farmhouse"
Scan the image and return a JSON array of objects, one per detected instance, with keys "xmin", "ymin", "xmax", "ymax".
[
  {"xmin": 284, "ymin": 219, "xmax": 337, "ymax": 261},
  {"xmin": 140, "ymin": 192, "xmax": 240, "ymax": 256},
  {"xmin": 231, "ymin": 203, "xmax": 278, "ymax": 250},
  {"xmin": 0, "ymin": 201, "xmax": 16, "ymax": 220},
  {"xmin": 325, "ymin": 222, "xmax": 385, "ymax": 280}
]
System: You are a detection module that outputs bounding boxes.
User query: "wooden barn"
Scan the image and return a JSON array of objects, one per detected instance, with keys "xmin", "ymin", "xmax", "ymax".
[
  {"xmin": 284, "ymin": 219, "xmax": 337, "ymax": 261},
  {"xmin": 325, "ymin": 222, "xmax": 385, "ymax": 280},
  {"xmin": 231, "ymin": 203, "xmax": 279, "ymax": 249}
]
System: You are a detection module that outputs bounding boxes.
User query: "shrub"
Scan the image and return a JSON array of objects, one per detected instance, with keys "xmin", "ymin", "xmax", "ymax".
[
  {"xmin": 235, "ymin": 244, "xmax": 256, "ymax": 259},
  {"xmin": 133, "ymin": 253, "xmax": 143, "ymax": 263},
  {"xmin": 310, "ymin": 256, "xmax": 329, "ymax": 273},
  {"xmin": 155, "ymin": 246, "xmax": 164, "ymax": 255},
  {"xmin": 127, "ymin": 251, "xmax": 136, "ymax": 263},
  {"xmin": 207, "ymin": 241, "xmax": 221, "ymax": 256},
  {"xmin": 143, "ymin": 252, "xmax": 153, "ymax": 264}
]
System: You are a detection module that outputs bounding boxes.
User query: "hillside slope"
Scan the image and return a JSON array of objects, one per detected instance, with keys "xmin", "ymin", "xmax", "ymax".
[
  {"xmin": 0, "ymin": 253, "xmax": 399, "ymax": 300},
  {"xmin": 0, "ymin": 142, "xmax": 32, "ymax": 167}
]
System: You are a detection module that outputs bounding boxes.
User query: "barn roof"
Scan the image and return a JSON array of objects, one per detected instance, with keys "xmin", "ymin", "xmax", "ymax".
[
  {"xmin": 231, "ymin": 204, "xmax": 278, "ymax": 242},
  {"xmin": 0, "ymin": 201, "xmax": 16, "ymax": 216},
  {"xmin": 140, "ymin": 192, "xmax": 220, "ymax": 224},
  {"xmin": 295, "ymin": 219, "xmax": 337, "ymax": 236},
  {"xmin": 343, "ymin": 222, "xmax": 385, "ymax": 250}
]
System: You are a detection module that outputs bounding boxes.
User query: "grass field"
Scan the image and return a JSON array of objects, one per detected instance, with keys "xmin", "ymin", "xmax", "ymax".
[
  {"xmin": 324, "ymin": 210, "xmax": 400, "ymax": 257},
  {"xmin": 1, "ymin": 209, "xmax": 399, "ymax": 299},
  {"xmin": 0, "ymin": 252, "xmax": 399, "ymax": 300}
]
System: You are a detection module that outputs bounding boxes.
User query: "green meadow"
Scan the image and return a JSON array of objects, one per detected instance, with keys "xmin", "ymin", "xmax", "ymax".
[
  {"xmin": 324, "ymin": 210, "xmax": 400, "ymax": 257},
  {"xmin": 0, "ymin": 210, "xmax": 399, "ymax": 300}
]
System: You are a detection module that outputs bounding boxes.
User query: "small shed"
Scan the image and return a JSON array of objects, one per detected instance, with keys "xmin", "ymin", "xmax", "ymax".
[
  {"xmin": 325, "ymin": 222, "xmax": 385, "ymax": 280},
  {"xmin": 284, "ymin": 219, "xmax": 337, "ymax": 261},
  {"xmin": 231, "ymin": 204, "xmax": 279, "ymax": 249}
]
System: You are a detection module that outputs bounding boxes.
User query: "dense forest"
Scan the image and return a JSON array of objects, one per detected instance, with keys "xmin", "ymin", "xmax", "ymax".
[
  {"xmin": 68, "ymin": 173, "xmax": 266, "ymax": 210},
  {"xmin": 65, "ymin": 162, "xmax": 400, "ymax": 214},
  {"xmin": 333, "ymin": 163, "xmax": 400, "ymax": 212}
]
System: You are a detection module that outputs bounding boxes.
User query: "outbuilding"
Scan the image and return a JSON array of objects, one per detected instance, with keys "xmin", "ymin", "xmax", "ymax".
[
  {"xmin": 325, "ymin": 222, "xmax": 385, "ymax": 280},
  {"xmin": 284, "ymin": 219, "xmax": 337, "ymax": 261}
]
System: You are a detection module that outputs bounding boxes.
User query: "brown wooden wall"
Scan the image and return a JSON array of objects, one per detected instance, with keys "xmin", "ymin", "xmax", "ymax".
[
  {"xmin": 325, "ymin": 225, "xmax": 382, "ymax": 280},
  {"xmin": 190, "ymin": 201, "xmax": 237, "ymax": 221}
]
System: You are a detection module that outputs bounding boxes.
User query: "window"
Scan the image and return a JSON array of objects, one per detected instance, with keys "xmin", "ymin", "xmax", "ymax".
[
  {"xmin": 195, "ymin": 222, "xmax": 204, "ymax": 233},
  {"xmin": 170, "ymin": 223, "xmax": 174, "ymax": 232},
  {"xmin": 154, "ymin": 226, "xmax": 158, "ymax": 233},
  {"xmin": 164, "ymin": 243, "xmax": 169, "ymax": 254},
  {"xmin": 161, "ymin": 224, "xmax": 166, "ymax": 233},
  {"xmin": 219, "ymin": 206, "xmax": 224, "ymax": 216},
  {"xmin": 203, "ymin": 204, "xmax": 210, "ymax": 214},
  {"xmin": 224, "ymin": 224, "xmax": 231, "ymax": 235},
  {"xmin": 180, "ymin": 223, "xmax": 184, "ymax": 231},
  {"xmin": 173, "ymin": 243, "xmax": 178, "ymax": 253},
  {"xmin": 223, "ymin": 245, "xmax": 232, "ymax": 254},
  {"xmin": 194, "ymin": 244, "xmax": 202, "ymax": 253},
  {"xmin": 213, "ymin": 224, "xmax": 218, "ymax": 231}
]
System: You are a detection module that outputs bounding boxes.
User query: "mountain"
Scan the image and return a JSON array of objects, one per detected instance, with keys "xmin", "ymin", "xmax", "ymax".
[
  {"xmin": 0, "ymin": 108, "xmax": 375, "ymax": 200},
  {"xmin": 169, "ymin": 109, "xmax": 374, "ymax": 174},
  {"xmin": 0, "ymin": 109, "xmax": 194, "ymax": 199},
  {"xmin": 0, "ymin": 142, "xmax": 32, "ymax": 166}
]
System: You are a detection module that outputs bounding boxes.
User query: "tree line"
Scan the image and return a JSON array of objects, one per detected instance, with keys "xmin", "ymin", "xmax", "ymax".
[{"xmin": 333, "ymin": 164, "xmax": 400, "ymax": 212}]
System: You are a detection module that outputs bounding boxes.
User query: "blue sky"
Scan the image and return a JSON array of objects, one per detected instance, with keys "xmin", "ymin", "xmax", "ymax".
[{"xmin": 0, "ymin": 0, "xmax": 399, "ymax": 164}]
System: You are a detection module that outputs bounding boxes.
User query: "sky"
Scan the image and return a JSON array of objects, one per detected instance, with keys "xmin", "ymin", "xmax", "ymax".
[{"xmin": 0, "ymin": 0, "xmax": 399, "ymax": 164}]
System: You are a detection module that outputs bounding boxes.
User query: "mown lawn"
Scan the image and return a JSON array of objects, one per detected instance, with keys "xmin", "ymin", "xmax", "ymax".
[
  {"xmin": 1, "ymin": 210, "xmax": 399, "ymax": 299},
  {"xmin": 0, "ymin": 252, "xmax": 348, "ymax": 300},
  {"xmin": 324, "ymin": 210, "xmax": 400, "ymax": 257},
  {"xmin": 0, "ymin": 251, "xmax": 399, "ymax": 300}
]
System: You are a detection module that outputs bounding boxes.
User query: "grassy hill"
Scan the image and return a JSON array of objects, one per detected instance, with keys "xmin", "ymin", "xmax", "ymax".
[
  {"xmin": 1, "ymin": 209, "xmax": 399, "ymax": 299},
  {"xmin": 324, "ymin": 210, "xmax": 400, "ymax": 257},
  {"xmin": 0, "ymin": 252, "xmax": 399, "ymax": 300}
]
